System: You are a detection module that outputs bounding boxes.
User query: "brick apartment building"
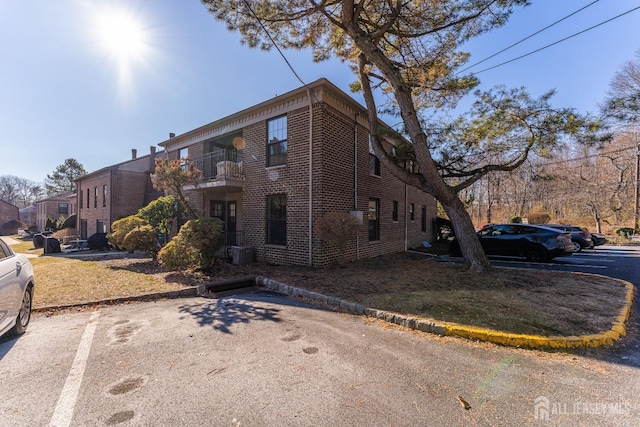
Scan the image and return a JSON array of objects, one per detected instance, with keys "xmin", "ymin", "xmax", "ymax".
[
  {"xmin": 35, "ymin": 190, "xmax": 77, "ymax": 232},
  {"xmin": 159, "ymin": 78, "xmax": 437, "ymax": 267},
  {"xmin": 75, "ymin": 147, "xmax": 164, "ymax": 239}
]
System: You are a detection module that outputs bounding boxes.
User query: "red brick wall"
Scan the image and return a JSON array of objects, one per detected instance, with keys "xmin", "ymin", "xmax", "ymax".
[
  {"xmin": 77, "ymin": 171, "xmax": 152, "ymax": 236},
  {"xmin": 239, "ymin": 102, "xmax": 435, "ymax": 266},
  {"xmin": 164, "ymin": 88, "xmax": 436, "ymax": 267}
]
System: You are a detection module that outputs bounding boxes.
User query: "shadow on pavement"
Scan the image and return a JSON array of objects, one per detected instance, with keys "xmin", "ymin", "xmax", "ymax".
[{"xmin": 178, "ymin": 290, "xmax": 332, "ymax": 334}]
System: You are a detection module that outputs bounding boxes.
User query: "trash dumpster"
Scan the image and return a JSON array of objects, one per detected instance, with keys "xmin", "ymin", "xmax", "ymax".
[
  {"xmin": 232, "ymin": 246, "xmax": 254, "ymax": 266},
  {"xmin": 44, "ymin": 237, "xmax": 61, "ymax": 254}
]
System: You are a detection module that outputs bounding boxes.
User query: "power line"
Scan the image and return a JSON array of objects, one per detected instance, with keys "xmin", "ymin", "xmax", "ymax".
[
  {"xmin": 534, "ymin": 145, "xmax": 637, "ymax": 167},
  {"xmin": 469, "ymin": 5, "xmax": 640, "ymax": 76},
  {"xmin": 240, "ymin": 0, "xmax": 308, "ymax": 88},
  {"xmin": 457, "ymin": 0, "xmax": 600, "ymax": 75}
]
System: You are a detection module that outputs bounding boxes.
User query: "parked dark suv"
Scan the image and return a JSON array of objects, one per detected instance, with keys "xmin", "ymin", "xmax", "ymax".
[{"xmin": 546, "ymin": 224, "xmax": 593, "ymax": 252}]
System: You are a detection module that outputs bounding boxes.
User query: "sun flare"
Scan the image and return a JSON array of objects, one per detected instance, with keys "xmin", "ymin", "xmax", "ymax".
[
  {"xmin": 90, "ymin": 5, "xmax": 154, "ymax": 107},
  {"xmin": 94, "ymin": 8, "xmax": 148, "ymax": 61}
]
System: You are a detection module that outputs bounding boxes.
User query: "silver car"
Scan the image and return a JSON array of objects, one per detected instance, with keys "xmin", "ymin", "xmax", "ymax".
[{"xmin": 0, "ymin": 239, "xmax": 35, "ymax": 338}]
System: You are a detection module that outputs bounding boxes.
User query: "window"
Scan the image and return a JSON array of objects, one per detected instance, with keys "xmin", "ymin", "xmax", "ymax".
[
  {"xmin": 79, "ymin": 191, "xmax": 83, "ymax": 209},
  {"xmin": 368, "ymin": 137, "xmax": 380, "ymax": 176},
  {"xmin": 103, "ymin": 185, "xmax": 107, "ymax": 207},
  {"xmin": 421, "ymin": 205, "xmax": 427, "ymax": 232},
  {"xmin": 368, "ymin": 199, "xmax": 380, "ymax": 241},
  {"xmin": 97, "ymin": 221, "xmax": 106, "ymax": 233},
  {"xmin": 267, "ymin": 116, "xmax": 287, "ymax": 166},
  {"xmin": 86, "ymin": 189, "xmax": 90, "ymax": 209},
  {"xmin": 409, "ymin": 203, "xmax": 415, "ymax": 221},
  {"xmin": 267, "ymin": 194, "xmax": 287, "ymax": 245},
  {"xmin": 392, "ymin": 201, "xmax": 399, "ymax": 222},
  {"xmin": 94, "ymin": 187, "xmax": 98, "ymax": 208},
  {"xmin": 58, "ymin": 203, "xmax": 68, "ymax": 215},
  {"xmin": 179, "ymin": 147, "xmax": 189, "ymax": 170}
]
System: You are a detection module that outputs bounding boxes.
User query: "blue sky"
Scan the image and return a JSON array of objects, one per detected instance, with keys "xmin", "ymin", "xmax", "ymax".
[{"xmin": 1, "ymin": 0, "xmax": 639, "ymax": 184}]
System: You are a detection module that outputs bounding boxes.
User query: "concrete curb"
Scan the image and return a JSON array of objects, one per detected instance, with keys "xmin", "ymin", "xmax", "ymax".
[
  {"xmin": 256, "ymin": 274, "xmax": 635, "ymax": 350},
  {"xmin": 33, "ymin": 288, "xmax": 198, "ymax": 313}
]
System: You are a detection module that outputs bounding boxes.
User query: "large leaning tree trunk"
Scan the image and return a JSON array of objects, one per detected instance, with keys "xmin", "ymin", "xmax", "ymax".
[{"xmin": 200, "ymin": 0, "xmax": 606, "ymax": 271}]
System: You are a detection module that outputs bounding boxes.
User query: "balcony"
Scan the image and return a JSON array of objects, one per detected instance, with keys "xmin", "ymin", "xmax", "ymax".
[{"xmin": 189, "ymin": 149, "xmax": 245, "ymax": 191}]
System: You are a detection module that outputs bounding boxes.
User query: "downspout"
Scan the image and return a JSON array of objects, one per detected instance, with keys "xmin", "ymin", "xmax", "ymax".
[
  {"xmin": 404, "ymin": 184, "xmax": 408, "ymax": 251},
  {"xmin": 354, "ymin": 112, "xmax": 360, "ymax": 260},
  {"xmin": 307, "ymin": 89, "xmax": 314, "ymax": 267}
]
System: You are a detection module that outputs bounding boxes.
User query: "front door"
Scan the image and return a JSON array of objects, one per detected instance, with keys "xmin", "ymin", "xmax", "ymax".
[
  {"xmin": 80, "ymin": 220, "xmax": 88, "ymax": 240},
  {"xmin": 227, "ymin": 201, "xmax": 237, "ymax": 245},
  {"xmin": 209, "ymin": 200, "xmax": 237, "ymax": 245}
]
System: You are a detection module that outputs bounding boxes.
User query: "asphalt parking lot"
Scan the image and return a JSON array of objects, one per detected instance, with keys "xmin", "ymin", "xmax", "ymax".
[
  {"xmin": 489, "ymin": 245, "xmax": 640, "ymax": 367},
  {"xmin": 1, "ymin": 245, "xmax": 639, "ymax": 426}
]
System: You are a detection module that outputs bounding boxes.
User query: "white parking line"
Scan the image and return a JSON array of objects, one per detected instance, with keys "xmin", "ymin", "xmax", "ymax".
[{"xmin": 49, "ymin": 311, "xmax": 100, "ymax": 427}]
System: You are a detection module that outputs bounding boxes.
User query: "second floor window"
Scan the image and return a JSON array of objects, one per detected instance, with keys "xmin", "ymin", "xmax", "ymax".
[
  {"xmin": 267, "ymin": 115, "xmax": 287, "ymax": 167},
  {"xmin": 421, "ymin": 205, "xmax": 427, "ymax": 232},
  {"xmin": 392, "ymin": 201, "xmax": 398, "ymax": 222},
  {"xmin": 94, "ymin": 187, "xmax": 98, "ymax": 208},
  {"xmin": 86, "ymin": 188, "xmax": 90, "ymax": 209},
  {"xmin": 103, "ymin": 185, "xmax": 107, "ymax": 207},
  {"xmin": 58, "ymin": 203, "xmax": 68, "ymax": 215},
  {"xmin": 179, "ymin": 147, "xmax": 189, "ymax": 170},
  {"xmin": 368, "ymin": 137, "xmax": 380, "ymax": 176},
  {"xmin": 409, "ymin": 203, "xmax": 415, "ymax": 221}
]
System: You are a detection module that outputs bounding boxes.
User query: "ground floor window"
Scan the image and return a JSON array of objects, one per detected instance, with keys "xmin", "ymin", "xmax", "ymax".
[
  {"xmin": 267, "ymin": 194, "xmax": 287, "ymax": 245},
  {"xmin": 368, "ymin": 198, "xmax": 380, "ymax": 241}
]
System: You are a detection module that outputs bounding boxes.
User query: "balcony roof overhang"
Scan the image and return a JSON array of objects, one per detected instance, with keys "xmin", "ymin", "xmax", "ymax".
[{"xmin": 183, "ymin": 177, "xmax": 245, "ymax": 192}]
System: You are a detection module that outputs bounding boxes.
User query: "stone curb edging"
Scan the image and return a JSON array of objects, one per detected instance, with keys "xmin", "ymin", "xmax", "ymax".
[
  {"xmin": 256, "ymin": 275, "xmax": 636, "ymax": 350},
  {"xmin": 33, "ymin": 288, "xmax": 198, "ymax": 313}
]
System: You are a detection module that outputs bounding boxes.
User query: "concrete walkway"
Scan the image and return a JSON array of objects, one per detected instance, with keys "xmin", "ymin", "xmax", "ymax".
[{"xmin": 0, "ymin": 235, "xmax": 21, "ymax": 246}]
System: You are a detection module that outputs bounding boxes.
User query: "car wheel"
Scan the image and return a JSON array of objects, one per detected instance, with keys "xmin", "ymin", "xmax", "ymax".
[
  {"xmin": 8, "ymin": 285, "xmax": 33, "ymax": 337},
  {"xmin": 572, "ymin": 241, "xmax": 582, "ymax": 253},
  {"xmin": 523, "ymin": 245, "xmax": 548, "ymax": 262}
]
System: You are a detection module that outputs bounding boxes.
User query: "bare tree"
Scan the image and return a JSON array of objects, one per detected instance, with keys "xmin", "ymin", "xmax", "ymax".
[{"xmin": 0, "ymin": 175, "xmax": 44, "ymax": 208}]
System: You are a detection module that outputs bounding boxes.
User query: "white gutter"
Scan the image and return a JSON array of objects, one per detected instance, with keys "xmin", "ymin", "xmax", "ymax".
[
  {"xmin": 404, "ymin": 184, "xmax": 408, "ymax": 251},
  {"xmin": 354, "ymin": 113, "xmax": 360, "ymax": 260},
  {"xmin": 307, "ymin": 89, "xmax": 313, "ymax": 267}
]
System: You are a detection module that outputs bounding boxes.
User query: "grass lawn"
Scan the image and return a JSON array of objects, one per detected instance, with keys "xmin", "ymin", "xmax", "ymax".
[{"xmin": 29, "ymin": 256, "xmax": 190, "ymax": 309}]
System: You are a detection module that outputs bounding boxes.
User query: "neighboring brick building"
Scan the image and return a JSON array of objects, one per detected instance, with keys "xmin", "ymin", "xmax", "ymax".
[
  {"xmin": 75, "ymin": 147, "xmax": 164, "ymax": 238},
  {"xmin": 0, "ymin": 199, "xmax": 20, "ymax": 235},
  {"xmin": 159, "ymin": 78, "xmax": 437, "ymax": 267},
  {"xmin": 35, "ymin": 190, "xmax": 77, "ymax": 232}
]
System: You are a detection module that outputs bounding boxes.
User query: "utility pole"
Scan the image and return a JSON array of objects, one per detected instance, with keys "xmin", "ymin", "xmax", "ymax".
[{"xmin": 634, "ymin": 132, "xmax": 640, "ymax": 231}]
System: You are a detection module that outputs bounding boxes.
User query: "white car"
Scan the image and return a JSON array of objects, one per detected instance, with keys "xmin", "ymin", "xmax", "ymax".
[{"xmin": 0, "ymin": 239, "xmax": 35, "ymax": 338}]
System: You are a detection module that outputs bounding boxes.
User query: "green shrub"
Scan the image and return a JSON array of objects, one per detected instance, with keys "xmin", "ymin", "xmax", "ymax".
[
  {"xmin": 158, "ymin": 217, "xmax": 223, "ymax": 270},
  {"xmin": 157, "ymin": 239, "xmax": 199, "ymax": 270},
  {"xmin": 122, "ymin": 225, "xmax": 160, "ymax": 260},
  {"xmin": 60, "ymin": 213, "xmax": 76, "ymax": 229},
  {"xmin": 509, "ymin": 216, "xmax": 522, "ymax": 224},
  {"xmin": 109, "ymin": 215, "xmax": 147, "ymax": 249},
  {"xmin": 615, "ymin": 227, "xmax": 636, "ymax": 238}
]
